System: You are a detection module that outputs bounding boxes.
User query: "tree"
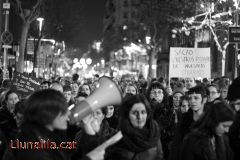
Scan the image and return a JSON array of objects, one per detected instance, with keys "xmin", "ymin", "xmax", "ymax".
[
  {"xmin": 140, "ymin": 0, "xmax": 196, "ymax": 78},
  {"xmin": 11, "ymin": 0, "xmax": 43, "ymax": 73},
  {"xmin": 41, "ymin": 0, "xmax": 83, "ymax": 47},
  {"xmin": 172, "ymin": 0, "xmax": 236, "ymax": 76}
]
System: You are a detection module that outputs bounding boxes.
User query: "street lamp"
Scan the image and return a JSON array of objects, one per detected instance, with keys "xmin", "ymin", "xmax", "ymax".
[
  {"xmin": 86, "ymin": 58, "xmax": 92, "ymax": 65},
  {"xmin": 33, "ymin": 17, "xmax": 44, "ymax": 77},
  {"xmin": 145, "ymin": 35, "xmax": 151, "ymax": 45},
  {"xmin": 37, "ymin": 17, "xmax": 44, "ymax": 35}
]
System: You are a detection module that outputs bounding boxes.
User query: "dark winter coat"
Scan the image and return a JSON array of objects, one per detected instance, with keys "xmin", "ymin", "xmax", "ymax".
[
  {"xmin": 181, "ymin": 132, "xmax": 234, "ymax": 160},
  {"xmin": 0, "ymin": 106, "xmax": 18, "ymax": 143},
  {"xmin": 0, "ymin": 129, "xmax": 15, "ymax": 160},
  {"xmin": 107, "ymin": 119, "xmax": 164, "ymax": 160},
  {"xmin": 151, "ymin": 100, "xmax": 176, "ymax": 159},
  {"xmin": 168, "ymin": 109, "xmax": 194, "ymax": 160},
  {"xmin": 229, "ymin": 111, "xmax": 240, "ymax": 160},
  {"xmin": 72, "ymin": 120, "xmax": 116, "ymax": 160},
  {"xmin": 13, "ymin": 122, "xmax": 70, "ymax": 160}
]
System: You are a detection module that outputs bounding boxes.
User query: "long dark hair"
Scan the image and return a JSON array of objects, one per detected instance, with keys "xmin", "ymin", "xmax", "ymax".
[
  {"xmin": 120, "ymin": 94, "xmax": 153, "ymax": 127},
  {"xmin": 191, "ymin": 101, "xmax": 235, "ymax": 137}
]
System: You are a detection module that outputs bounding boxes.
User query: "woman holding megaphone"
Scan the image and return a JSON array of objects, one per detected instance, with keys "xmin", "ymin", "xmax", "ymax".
[{"xmin": 72, "ymin": 108, "xmax": 116, "ymax": 160}]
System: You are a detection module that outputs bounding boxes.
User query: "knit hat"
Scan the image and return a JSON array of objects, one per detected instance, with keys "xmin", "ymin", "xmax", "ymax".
[
  {"xmin": 172, "ymin": 89, "xmax": 185, "ymax": 96},
  {"xmin": 227, "ymin": 76, "xmax": 240, "ymax": 101}
]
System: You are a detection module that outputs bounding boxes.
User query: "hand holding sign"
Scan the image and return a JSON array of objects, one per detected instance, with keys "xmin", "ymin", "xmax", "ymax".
[{"xmin": 86, "ymin": 131, "xmax": 123, "ymax": 160}]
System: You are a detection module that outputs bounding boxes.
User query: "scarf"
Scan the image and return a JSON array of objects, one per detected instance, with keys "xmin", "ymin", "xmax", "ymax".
[{"xmin": 119, "ymin": 118, "xmax": 160, "ymax": 153}]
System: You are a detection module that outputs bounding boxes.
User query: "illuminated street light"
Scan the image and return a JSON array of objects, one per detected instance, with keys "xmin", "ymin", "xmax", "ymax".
[
  {"xmin": 145, "ymin": 35, "xmax": 151, "ymax": 45},
  {"xmin": 73, "ymin": 58, "xmax": 78, "ymax": 64},
  {"xmin": 86, "ymin": 58, "xmax": 92, "ymax": 65},
  {"xmin": 80, "ymin": 58, "xmax": 86, "ymax": 65},
  {"xmin": 37, "ymin": 17, "xmax": 44, "ymax": 34}
]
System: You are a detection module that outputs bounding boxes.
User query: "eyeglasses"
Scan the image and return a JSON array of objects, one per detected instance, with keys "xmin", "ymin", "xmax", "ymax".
[{"xmin": 150, "ymin": 90, "xmax": 163, "ymax": 95}]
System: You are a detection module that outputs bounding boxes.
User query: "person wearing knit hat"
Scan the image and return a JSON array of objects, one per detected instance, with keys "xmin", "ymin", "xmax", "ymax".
[
  {"xmin": 172, "ymin": 89, "xmax": 185, "ymax": 124},
  {"xmin": 172, "ymin": 89, "xmax": 185, "ymax": 97},
  {"xmin": 172, "ymin": 89, "xmax": 185, "ymax": 108},
  {"xmin": 228, "ymin": 76, "xmax": 240, "ymax": 160}
]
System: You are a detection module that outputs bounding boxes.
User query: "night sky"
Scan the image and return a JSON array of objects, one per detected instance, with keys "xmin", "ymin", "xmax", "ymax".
[
  {"xmin": 10, "ymin": 0, "xmax": 106, "ymax": 52},
  {"xmin": 78, "ymin": 0, "xmax": 105, "ymax": 51}
]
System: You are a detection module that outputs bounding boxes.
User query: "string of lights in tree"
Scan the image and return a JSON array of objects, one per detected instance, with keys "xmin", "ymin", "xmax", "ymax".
[{"xmin": 171, "ymin": 0, "xmax": 238, "ymax": 55}]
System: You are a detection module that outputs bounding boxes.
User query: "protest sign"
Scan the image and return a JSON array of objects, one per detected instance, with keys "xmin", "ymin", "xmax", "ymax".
[
  {"xmin": 169, "ymin": 47, "xmax": 211, "ymax": 78},
  {"xmin": 12, "ymin": 72, "xmax": 41, "ymax": 96}
]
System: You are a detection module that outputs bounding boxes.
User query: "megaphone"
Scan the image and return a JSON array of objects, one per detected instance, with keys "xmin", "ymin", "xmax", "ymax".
[{"xmin": 69, "ymin": 76, "xmax": 122, "ymax": 123}]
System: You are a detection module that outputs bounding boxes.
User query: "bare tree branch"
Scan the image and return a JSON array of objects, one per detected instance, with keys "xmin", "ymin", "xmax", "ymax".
[
  {"xmin": 11, "ymin": 0, "xmax": 25, "ymax": 20},
  {"xmin": 28, "ymin": 0, "xmax": 43, "ymax": 22}
]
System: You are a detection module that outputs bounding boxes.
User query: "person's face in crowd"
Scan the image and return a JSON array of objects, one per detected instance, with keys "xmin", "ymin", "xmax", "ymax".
[
  {"xmin": 14, "ymin": 113, "xmax": 24, "ymax": 127},
  {"xmin": 220, "ymin": 88, "xmax": 228, "ymax": 99},
  {"xmin": 188, "ymin": 93, "xmax": 205, "ymax": 112},
  {"xmin": 125, "ymin": 85, "xmax": 137, "ymax": 96},
  {"xmin": 138, "ymin": 77, "xmax": 145, "ymax": 84},
  {"xmin": 230, "ymin": 99, "xmax": 240, "ymax": 112},
  {"xmin": 75, "ymin": 96, "xmax": 86, "ymax": 104},
  {"xmin": 185, "ymin": 78, "xmax": 196, "ymax": 89},
  {"xmin": 92, "ymin": 109, "xmax": 105, "ymax": 125},
  {"xmin": 63, "ymin": 91, "xmax": 72, "ymax": 103},
  {"xmin": 60, "ymin": 79, "xmax": 66, "ymax": 86},
  {"xmin": 123, "ymin": 77, "xmax": 132, "ymax": 85},
  {"xmin": 166, "ymin": 86, "xmax": 173, "ymax": 95},
  {"xmin": 181, "ymin": 99, "xmax": 189, "ymax": 113},
  {"xmin": 173, "ymin": 93, "xmax": 183, "ymax": 107},
  {"xmin": 106, "ymin": 106, "xmax": 114, "ymax": 118},
  {"xmin": 7, "ymin": 93, "xmax": 19, "ymax": 114},
  {"xmin": 150, "ymin": 88, "xmax": 164, "ymax": 103},
  {"xmin": 51, "ymin": 83, "xmax": 63, "ymax": 93},
  {"xmin": 41, "ymin": 83, "xmax": 49, "ymax": 90},
  {"xmin": 71, "ymin": 83, "xmax": 79, "ymax": 96},
  {"xmin": 129, "ymin": 103, "xmax": 147, "ymax": 129},
  {"xmin": 207, "ymin": 86, "xmax": 220, "ymax": 102},
  {"xmin": 81, "ymin": 85, "xmax": 91, "ymax": 96},
  {"xmin": 51, "ymin": 111, "xmax": 70, "ymax": 130},
  {"xmin": 215, "ymin": 121, "xmax": 233, "ymax": 136}
]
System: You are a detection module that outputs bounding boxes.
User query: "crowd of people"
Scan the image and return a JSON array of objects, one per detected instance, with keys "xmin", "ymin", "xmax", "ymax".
[{"xmin": 0, "ymin": 73, "xmax": 239, "ymax": 160}]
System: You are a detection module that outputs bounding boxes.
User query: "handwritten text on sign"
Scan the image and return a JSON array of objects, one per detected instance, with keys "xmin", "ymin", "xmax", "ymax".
[
  {"xmin": 12, "ymin": 72, "xmax": 41, "ymax": 96},
  {"xmin": 169, "ymin": 47, "xmax": 211, "ymax": 78}
]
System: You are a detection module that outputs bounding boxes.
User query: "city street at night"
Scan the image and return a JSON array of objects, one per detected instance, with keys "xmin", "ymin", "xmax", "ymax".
[{"xmin": 0, "ymin": 0, "xmax": 240, "ymax": 160}]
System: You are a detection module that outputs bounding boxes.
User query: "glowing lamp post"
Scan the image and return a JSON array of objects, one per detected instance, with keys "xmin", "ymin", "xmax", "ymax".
[{"xmin": 37, "ymin": 17, "xmax": 44, "ymax": 36}]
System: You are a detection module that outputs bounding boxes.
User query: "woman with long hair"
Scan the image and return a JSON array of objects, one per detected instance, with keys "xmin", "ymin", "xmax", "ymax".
[
  {"xmin": 107, "ymin": 94, "xmax": 164, "ymax": 160},
  {"xmin": 181, "ymin": 101, "xmax": 235, "ymax": 160}
]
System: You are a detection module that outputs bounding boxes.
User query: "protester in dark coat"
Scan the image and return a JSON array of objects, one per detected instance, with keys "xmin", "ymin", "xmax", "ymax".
[
  {"xmin": 227, "ymin": 76, "xmax": 240, "ymax": 160},
  {"xmin": 168, "ymin": 85, "xmax": 207, "ymax": 160},
  {"xmin": 73, "ymin": 108, "xmax": 116, "ymax": 160},
  {"xmin": 107, "ymin": 95, "xmax": 164, "ymax": 160},
  {"xmin": 0, "ymin": 90, "xmax": 19, "ymax": 143},
  {"xmin": 104, "ymin": 105, "xmax": 119, "ymax": 130},
  {"xmin": 147, "ymin": 81, "xmax": 174, "ymax": 159},
  {"xmin": 181, "ymin": 101, "xmax": 235, "ymax": 160},
  {"xmin": 13, "ymin": 89, "xmax": 71, "ymax": 160},
  {"xmin": 0, "ymin": 129, "xmax": 15, "ymax": 160}
]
